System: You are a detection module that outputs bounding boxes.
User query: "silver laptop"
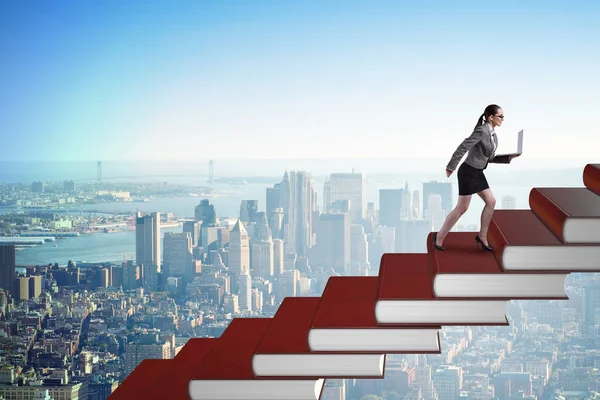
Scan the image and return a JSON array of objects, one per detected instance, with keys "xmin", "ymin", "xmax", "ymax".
[{"xmin": 496, "ymin": 129, "xmax": 523, "ymax": 157}]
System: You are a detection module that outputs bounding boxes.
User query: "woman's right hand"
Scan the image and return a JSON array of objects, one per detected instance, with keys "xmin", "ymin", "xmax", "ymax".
[{"xmin": 446, "ymin": 168, "xmax": 453, "ymax": 177}]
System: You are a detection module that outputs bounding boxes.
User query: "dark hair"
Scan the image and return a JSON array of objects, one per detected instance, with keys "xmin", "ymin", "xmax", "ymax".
[{"xmin": 474, "ymin": 104, "xmax": 501, "ymax": 130}]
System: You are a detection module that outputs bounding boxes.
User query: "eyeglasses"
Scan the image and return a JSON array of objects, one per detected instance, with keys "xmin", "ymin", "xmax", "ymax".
[{"xmin": 494, "ymin": 115, "xmax": 505, "ymax": 120}]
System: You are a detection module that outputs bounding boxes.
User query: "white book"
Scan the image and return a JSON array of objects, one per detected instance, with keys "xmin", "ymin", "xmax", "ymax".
[
  {"xmin": 374, "ymin": 300, "xmax": 508, "ymax": 324},
  {"xmin": 433, "ymin": 273, "xmax": 568, "ymax": 298},
  {"xmin": 252, "ymin": 353, "xmax": 384, "ymax": 377},
  {"xmin": 189, "ymin": 379, "xmax": 325, "ymax": 400},
  {"xmin": 306, "ymin": 328, "xmax": 440, "ymax": 352}
]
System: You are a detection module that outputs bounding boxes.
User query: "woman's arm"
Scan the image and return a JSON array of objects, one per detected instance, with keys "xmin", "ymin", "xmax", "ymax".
[{"xmin": 446, "ymin": 126, "xmax": 484, "ymax": 171}]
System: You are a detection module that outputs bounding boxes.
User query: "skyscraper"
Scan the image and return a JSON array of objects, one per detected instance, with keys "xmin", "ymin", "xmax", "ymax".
[
  {"xmin": 163, "ymin": 232, "xmax": 193, "ymax": 282},
  {"xmin": 350, "ymin": 224, "xmax": 370, "ymax": 275},
  {"xmin": 433, "ymin": 365, "xmax": 463, "ymax": 400},
  {"xmin": 266, "ymin": 184, "xmax": 280, "ymax": 216},
  {"xmin": 229, "ymin": 219, "xmax": 250, "ymax": 294},
  {"xmin": 195, "ymin": 199, "xmax": 217, "ymax": 226},
  {"xmin": 238, "ymin": 271, "xmax": 252, "ymax": 312},
  {"xmin": 273, "ymin": 239, "xmax": 284, "ymax": 276},
  {"xmin": 182, "ymin": 220, "xmax": 200, "ymax": 247},
  {"xmin": 135, "ymin": 212, "xmax": 161, "ymax": 272},
  {"xmin": 326, "ymin": 172, "xmax": 366, "ymax": 223},
  {"xmin": 240, "ymin": 200, "xmax": 259, "ymax": 223},
  {"xmin": 314, "ymin": 213, "xmax": 351, "ymax": 274},
  {"xmin": 251, "ymin": 213, "xmax": 274, "ymax": 279},
  {"xmin": 427, "ymin": 194, "xmax": 445, "ymax": 231},
  {"xmin": 0, "ymin": 245, "xmax": 15, "ymax": 298},
  {"xmin": 280, "ymin": 171, "xmax": 314, "ymax": 257},
  {"xmin": 379, "ymin": 189, "xmax": 404, "ymax": 227},
  {"xmin": 422, "ymin": 181, "xmax": 453, "ymax": 219}
]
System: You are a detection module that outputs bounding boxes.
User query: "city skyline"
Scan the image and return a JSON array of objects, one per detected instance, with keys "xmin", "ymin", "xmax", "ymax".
[{"xmin": 2, "ymin": 1, "xmax": 600, "ymax": 162}]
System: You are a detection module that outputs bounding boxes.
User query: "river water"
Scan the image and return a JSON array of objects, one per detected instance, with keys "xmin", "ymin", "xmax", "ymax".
[{"xmin": 12, "ymin": 178, "xmax": 564, "ymax": 266}]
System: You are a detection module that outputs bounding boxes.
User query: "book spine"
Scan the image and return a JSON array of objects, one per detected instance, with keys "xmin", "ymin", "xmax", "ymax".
[
  {"xmin": 487, "ymin": 215, "xmax": 509, "ymax": 270},
  {"xmin": 529, "ymin": 188, "xmax": 568, "ymax": 242},
  {"xmin": 426, "ymin": 232, "xmax": 441, "ymax": 297},
  {"xmin": 376, "ymin": 254, "xmax": 389, "ymax": 298},
  {"xmin": 583, "ymin": 164, "xmax": 600, "ymax": 196}
]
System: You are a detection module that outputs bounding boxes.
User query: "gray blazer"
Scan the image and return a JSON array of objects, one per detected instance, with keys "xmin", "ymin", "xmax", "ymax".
[{"xmin": 446, "ymin": 123, "xmax": 510, "ymax": 171}]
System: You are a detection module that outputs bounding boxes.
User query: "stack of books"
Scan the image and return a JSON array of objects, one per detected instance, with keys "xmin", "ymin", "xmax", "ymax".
[{"xmin": 109, "ymin": 163, "xmax": 600, "ymax": 400}]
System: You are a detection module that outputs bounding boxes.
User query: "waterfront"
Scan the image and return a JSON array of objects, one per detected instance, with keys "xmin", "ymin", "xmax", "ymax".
[{"xmin": 11, "ymin": 180, "xmax": 543, "ymax": 266}]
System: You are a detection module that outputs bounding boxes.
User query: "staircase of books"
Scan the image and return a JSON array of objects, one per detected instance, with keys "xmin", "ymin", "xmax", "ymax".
[{"xmin": 109, "ymin": 163, "xmax": 600, "ymax": 400}]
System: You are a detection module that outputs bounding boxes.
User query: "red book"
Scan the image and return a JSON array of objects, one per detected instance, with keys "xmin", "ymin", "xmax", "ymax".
[
  {"xmin": 188, "ymin": 318, "xmax": 325, "ymax": 400},
  {"xmin": 377, "ymin": 253, "xmax": 508, "ymax": 325},
  {"xmin": 254, "ymin": 297, "xmax": 385, "ymax": 379},
  {"xmin": 529, "ymin": 187, "xmax": 600, "ymax": 243},
  {"xmin": 584, "ymin": 163, "xmax": 600, "ymax": 195},
  {"xmin": 427, "ymin": 232, "xmax": 568, "ymax": 300},
  {"xmin": 488, "ymin": 209, "xmax": 600, "ymax": 272},
  {"xmin": 108, "ymin": 359, "xmax": 172, "ymax": 400},
  {"xmin": 131, "ymin": 338, "xmax": 218, "ymax": 400},
  {"xmin": 309, "ymin": 276, "xmax": 440, "ymax": 354}
]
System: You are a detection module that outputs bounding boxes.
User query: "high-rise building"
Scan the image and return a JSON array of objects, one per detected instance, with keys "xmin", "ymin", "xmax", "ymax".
[
  {"xmin": 427, "ymin": 194, "xmax": 445, "ymax": 231},
  {"xmin": 326, "ymin": 172, "xmax": 366, "ymax": 223},
  {"xmin": 411, "ymin": 189, "xmax": 422, "ymax": 219},
  {"xmin": 350, "ymin": 224, "xmax": 370, "ymax": 275},
  {"xmin": 163, "ymin": 232, "xmax": 193, "ymax": 282},
  {"xmin": 0, "ymin": 244, "xmax": 16, "ymax": 297},
  {"xmin": 251, "ymin": 213, "xmax": 274, "ymax": 279},
  {"xmin": 183, "ymin": 220, "xmax": 200, "ymax": 248},
  {"xmin": 266, "ymin": 184, "xmax": 281, "ymax": 216},
  {"xmin": 422, "ymin": 181, "xmax": 453, "ymax": 219},
  {"xmin": 122, "ymin": 260, "xmax": 139, "ymax": 291},
  {"xmin": 124, "ymin": 340, "xmax": 171, "ymax": 376},
  {"xmin": 274, "ymin": 269, "xmax": 300, "ymax": 302},
  {"xmin": 273, "ymin": 239, "xmax": 284, "ymax": 276},
  {"xmin": 240, "ymin": 200, "xmax": 259, "ymax": 223},
  {"xmin": 195, "ymin": 199, "xmax": 217, "ymax": 226},
  {"xmin": 433, "ymin": 365, "xmax": 462, "ymax": 400},
  {"xmin": 314, "ymin": 213, "xmax": 351, "ymax": 274},
  {"xmin": 268, "ymin": 208, "xmax": 284, "ymax": 239},
  {"xmin": 411, "ymin": 355, "xmax": 437, "ymax": 400},
  {"xmin": 395, "ymin": 219, "xmax": 431, "ymax": 253},
  {"xmin": 28, "ymin": 275, "xmax": 42, "ymax": 298},
  {"xmin": 135, "ymin": 212, "xmax": 161, "ymax": 272},
  {"xmin": 379, "ymin": 189, "xmax": 404, "ymax": 227},
  {"xmin": 238, "ymin": 271, "xmax": 252, "ymax": 312},
  {"xmin": 15, "ymin": 277, "xmax": 30, "ymax": 300},
  {"xmin": 280, "ymin": 171, "xmax": 315, "ymax": 257},
  {"xmin": 229, "ymin": 219, "xmax": 250, "ymax": 294},
  {"xmin": 401, "ymin": 182, "xmax": 412, "ymax": 220}
]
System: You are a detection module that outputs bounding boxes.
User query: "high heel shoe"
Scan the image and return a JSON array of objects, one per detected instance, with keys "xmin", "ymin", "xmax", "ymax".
[
  {"xmin": 475, "ymin": 235, "xmax": 493, "ymax": 252},
  {"xmin": 432, "ymin": 233, "xmax": 445, "ymax": 251}
]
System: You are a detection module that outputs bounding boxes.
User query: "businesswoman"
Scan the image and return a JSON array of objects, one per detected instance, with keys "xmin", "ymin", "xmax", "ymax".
[{"xmin": 433, "ymin": 104, "xmax": 519, "ymax": 251}]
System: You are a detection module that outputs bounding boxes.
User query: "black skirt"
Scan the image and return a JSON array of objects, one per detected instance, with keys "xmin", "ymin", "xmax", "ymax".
[{"xmin": 457, "ymin": 162, "xmax": 489, "ymax": 195}]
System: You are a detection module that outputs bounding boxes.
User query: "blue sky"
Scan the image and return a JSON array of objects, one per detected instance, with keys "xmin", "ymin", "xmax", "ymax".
[{"xmin": 1, "ymin": 0, "xmax": 600, "ymax": 162}]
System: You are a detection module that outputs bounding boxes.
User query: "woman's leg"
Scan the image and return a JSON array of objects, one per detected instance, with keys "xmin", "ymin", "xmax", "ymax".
[
  {"xmin": 436, "ymin": 195, "xmax": 472, "ymax": 245},
  {"xmin": 477, "ymin": 188, "xmax": 496, "ymax": 245}
]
